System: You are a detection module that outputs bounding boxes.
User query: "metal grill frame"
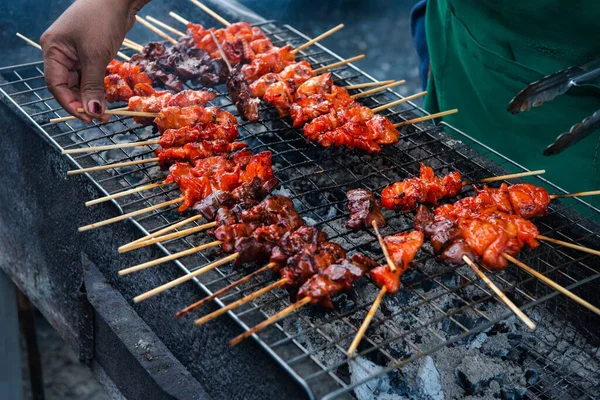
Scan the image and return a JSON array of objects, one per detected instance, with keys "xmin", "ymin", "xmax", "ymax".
[{"xmin": 2, "ymin": 21, "xmax": 600, "ymax": 400}]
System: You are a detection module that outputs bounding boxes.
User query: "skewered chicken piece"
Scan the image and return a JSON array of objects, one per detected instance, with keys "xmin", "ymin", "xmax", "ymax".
[
  {"xmin": 153, "ymin": 105, "xmax": 238, "ymax": 132},
  {"xmin": 381, "ymin": 163, "xmax": 463, "ymax": 211},
  {"xmin": 346, "ymin": 189, "xmax": 386, "ymax": 231},
  {"xmin": 415, "ymin": 205, "xmax": 540, "ymax": 269},
  {"xmin": 368, "ymin": 231, "xmax": 425, "ymax": 294},
  {"xmin": 165, "ymin": 150, "xmax": 275, "ymax": 212},
  {"xmin": 128, "ymin": 89, "xmax": 217, "ymax": 124},
  {"xmin": 104, "ymin": 59, "xmax": 154, "ymax": 103}
]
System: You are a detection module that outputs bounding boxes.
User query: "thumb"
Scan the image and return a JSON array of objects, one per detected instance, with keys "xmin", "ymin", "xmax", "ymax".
[{"xmin": 80, "ymin": 60, "xmax": 109, "ymax": 121}]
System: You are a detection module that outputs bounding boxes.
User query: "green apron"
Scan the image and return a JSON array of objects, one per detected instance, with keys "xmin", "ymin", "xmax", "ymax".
[{"xmin": 424, "ymin": 0, "xmax": 600, "ymax": 205}]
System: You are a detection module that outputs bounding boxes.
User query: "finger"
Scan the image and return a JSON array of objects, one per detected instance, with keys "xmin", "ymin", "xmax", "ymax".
[
  {"xmin": 80, "ymin": 58, "xmax": 109, "ymax": 120},
  {"xmin": 43, "ymin": 51, "xmax": 91, "ymax": 123}
]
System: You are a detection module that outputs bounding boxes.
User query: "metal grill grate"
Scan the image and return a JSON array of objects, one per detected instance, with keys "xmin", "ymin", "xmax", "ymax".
[{"xmin": 2, "ymin": 21, "xmax": 600, "ymax": 400}]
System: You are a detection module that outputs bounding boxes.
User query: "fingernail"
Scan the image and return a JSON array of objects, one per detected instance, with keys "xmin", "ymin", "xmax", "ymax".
[{"xmin": 88, "ymin": 100, "xmax": 102, "ymax": 114}]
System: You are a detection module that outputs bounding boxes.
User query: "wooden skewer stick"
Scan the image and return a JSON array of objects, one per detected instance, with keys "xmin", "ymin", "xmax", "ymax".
[
  {"xmin": 502, "ymin": 253, "xmax": 600, "ymax": 315},
  {"xmin": 210, "ymin": 31, "xmax": 232, "ymax": 72},
  {"xmin": 351, "ymin": 80, "xmax": 406, "ymax": 99},
  {"xmin": 394, "ymin": 109, "xmax": 458, "ymax": 128},
  {"xmin": 120, "ymin": 214, "xmax": 204, "ymax": 249},
  {"xmin": 343, "ymin": 80, "xmax": 395, "ymax": 90},
  {"xmin": 536, "ymin": 235, "xmax": 600, "ymax": 257},
  {"xmin": 550, "ymin": 190, "xmax": 600, "ymax": 200},
  {"xmin": 347, "ymin": 222, "xmax": 395, "ymax": 355},
  {"xmin": 229, "ymin": 297, "xmax": 312, "ymax": 347},
  {"xmin": 122, "ymin": 40, "xmax": 144, "ymax": 52},
  {"xmin": 62, "ymin": 139, "xmax": 160, "ymax": 154},
  {"xmin": 169, "ymin": 11, "xmax": 190, "ymax": 26},
  {"xmin": 120, "ymin": 221, "xmax": 217, "ymax": 253},
  {"xmin": 462, "ymin": 255, "xmax": 536, "ymax": 330},
  {"xmin": 82, "ymin": 108, "xmax": 160, "ymax": 118},
  {"xmin": 371, "ymin": 91, "xmax": 428, "ymax": 113},
  {"xmin": 133, "ymin": 253, "xmax": 239, "ymax": 303},
  {"xmin": 119, "ymin": 240, "xmax": 222, "ymax": 276},
  {"xmin": 67, "ymin": 157, "xmax": 159, "ymax": 175},
  {"xmin": 17, "ymin": 32, "xmax": 131, "ymax": 62},
  {"xmin": 86, "ymin": 181, "xmax": 170, "ymax": 206},
  {"xmin": 189, "ymin": 0, "xmax": 231, "ymax": 26},
  {"xmin": 176, "ymin": 262, "xmax": 278, "ymax": 318},
  {"xmin": 313, "ymin": 55, "xmax": 366, "ymax": 74},
  {"xmin": 117, "ymin": 52, "xmax": 131, "ymax": 61},
  {"xmin": 291, "ymin": 24, "xmax": 345, "ymax": 55},
  {"xmin": 465, "ymin": 170, "xmax": 546, "ymax": 185},
  {"xmin": 16, "ymin": 33, "xmax": 42, "ymax": 50},
  {"xmin": 194, "ymin": 278, "xmax": 290, "ymax": 326},
  {"xmin": 136, "ymin": 15, "xmax": 179, "ymax": 45},
  {"xmin": 371, "ymin": 220, "xmax": 396, "ymax": 272},
  {"xmin": 78, "ymin": 197, "xmax": 183, "ymax": 232},
  {"xmin": 347, "ymin": 285, "xmax": 387, "ymax": 355},
  {"xmin": 146, "ymin": 16, "xmax": 186, "ymax": 37},
  {"xmin": 49, "ymin": 108, "xmax": 160, "ymax": 125},
  {"xmin": 50, "ymin": 106, "xmax": 130, "ymax": 124}
]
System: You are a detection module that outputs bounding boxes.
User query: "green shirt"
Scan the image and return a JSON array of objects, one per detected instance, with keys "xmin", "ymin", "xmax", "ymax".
[{"xmin": 424, "ymin": 0, "xmax": 600, "ymax": 202}]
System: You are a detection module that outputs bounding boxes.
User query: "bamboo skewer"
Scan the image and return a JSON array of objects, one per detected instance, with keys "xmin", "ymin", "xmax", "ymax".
[
  {"xmin": 136, "ymin": 15, "xmax": 178, "ymax": 45},
  {"xmin": 371, "ymin": 91, "xmax": 428, "ymax": 113},
  {"xmin": 62, "ymin": 139, "xmax": 160, "ymax": 154},
  {"xmin": 462, "ymin": 255, "xmax": 536, "ymax": 330},
  {"xmin": 313, "ymin": 55, "xmax": 365, "ymax": 74},
  {"xmin": 121, "ymin": 214, "xmax": 204, "ymax": 249},
  {"xmin": 119, "ymin": 240, "xmax": 222, "ymax": 276},
  {"xmin": 16, "ymin": 33, "xmax": 41, "ymax": 50},
  {"xmin": 117, "ymin": 52, "xmax": 131, "ymax": 61},
  {"xmin": 67, "ymin": 157, "xmax": 159, "ymax": 175},
  {"xmin": 351, "ymin": 80, "xmax": 406, "ymax": 99},
  {"xmin": 348, "ymin": 285, "xmax": 387, "ymax": 355},
  {"xmin": 344, "ymin": 80, "xmax": 395, "ymax": 90},
  {"xmin": 176, "ymin": 262, "xmax": 278, "ymax": 318},
  {"xmin": 229, "ymin": 297, "xmax": 312, "ymax": 347},
  {"xmin": 464, "ymin": 170, "xmax": 546, "ymax": 185},
  {"xmin": 78, "ymin": 197, "xmax": 183, "ymax": 232},
  {"xmin": 194, "ymin": 278, "xmax": 290, "ymax": 326},
  {"xmin": 119, "ymin": 221, "xmax": 217, "ymax": 253},
  {"xmin": 536, "ymin": 235, "xmax": 600, "ymax": 257},
  {"xmin": 122, "ymin": 40, "xmax": 144, "ymax": 52},
  {"xmin": 347, "ymin": 221, "xmax": 394, "ymax": 354},
  {"xmin": 133, "ymin": 253, "xmax": 239, "ymax": 303},
  {"xmin": 394, "ymin": 109, "xmax": 458, "ymax": 128},
  {"xmin": 291, "ymin": 24, "xmax": 345, "ymax": 55},
  {"xmin": 550, "ymin": 190, "xmax": 600, "ymax": 200},
  {"xmin": 146, "ymin": 16, "xmax": 186, "ymax": 37},
  {"xmin": 49, "ymin": 106, "xmax": 129, "ymax": 124},
  {"xmin": 502, "ymin": 253, "xmax": 600, "ymax": 315},
  {"xmin": 169, "ymin": 11, "xmax": 190, "ymax": 26},
  {"xmin": 51, "ymin": 108, "xmax": 158, "ymax": 124},
  {"xmin": 210, "ymin": 31, "xmax": 232, "ymax": 72},
  {"xmin": 371, "ymin": 220, "xmax": 396, "ymax": 272},
  {"xmin": 189, "ymin": 0, "xmax": 231, "ymax": 26},
  {"xmin": 85, "ymin": 182, "xmax": 170, "ymax": 206}
]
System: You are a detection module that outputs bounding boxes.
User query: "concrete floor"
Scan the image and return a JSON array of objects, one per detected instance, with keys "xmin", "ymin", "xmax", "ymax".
[{"xmin": 7, "ymin": 1, "xmax": 420, "ymax": 398}]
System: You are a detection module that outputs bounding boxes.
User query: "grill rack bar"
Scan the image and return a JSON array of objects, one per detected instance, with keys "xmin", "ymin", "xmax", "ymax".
[{"xmin": 1, "ymin": 20, "xmax": 599, "ymax": 400}]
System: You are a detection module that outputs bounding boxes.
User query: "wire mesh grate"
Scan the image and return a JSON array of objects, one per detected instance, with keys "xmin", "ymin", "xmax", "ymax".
[{"xmin": 1, "ymin": 21, "xmax": 599, "ymax": 400}]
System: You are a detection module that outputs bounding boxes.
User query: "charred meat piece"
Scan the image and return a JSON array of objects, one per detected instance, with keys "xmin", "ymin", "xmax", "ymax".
[
  {"xmin": 346, "ymin": 189, "xmax": 386, "ymax": 231},
  {"xmin": 381, "ymin": 163, "xmax": 463, "ymax": 211},
  {"xmin": 297, "ymin": 254, "xmax": 377, "ymax": 308},
  {"xmin": 369, "ymin": 231, "xmax": 424, "ymax": 294}
]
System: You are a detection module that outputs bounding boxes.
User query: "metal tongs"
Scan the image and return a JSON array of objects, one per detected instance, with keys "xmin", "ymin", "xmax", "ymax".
[{"xmin": 507, "ymin": 59, "xmax": 600, "ymax": 156}]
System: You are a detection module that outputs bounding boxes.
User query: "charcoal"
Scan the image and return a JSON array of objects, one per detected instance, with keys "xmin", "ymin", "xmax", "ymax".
[
  {"xmin": 455, "ymin": 355, "xmax": 506, "ymax": 395},
  {"xmin": 416, "ymin": 356, "xmax": 444, "ymax": 400}
]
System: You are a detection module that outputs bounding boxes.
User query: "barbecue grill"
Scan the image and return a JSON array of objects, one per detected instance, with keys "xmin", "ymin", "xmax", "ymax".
[{"xmin": 1, "ymin": 1, "xmax": 599, "ymax": 399}]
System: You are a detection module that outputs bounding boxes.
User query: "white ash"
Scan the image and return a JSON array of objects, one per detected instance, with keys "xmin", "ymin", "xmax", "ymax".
[{"xmin": 415, "ymin": 356, "xmax": 444, "ymax": 400}]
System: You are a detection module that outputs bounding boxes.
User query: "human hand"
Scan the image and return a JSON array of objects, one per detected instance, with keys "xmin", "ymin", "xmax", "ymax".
[{"xmin": 41, "ymin": 0, "xmax": 150, "ymax": 122}]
